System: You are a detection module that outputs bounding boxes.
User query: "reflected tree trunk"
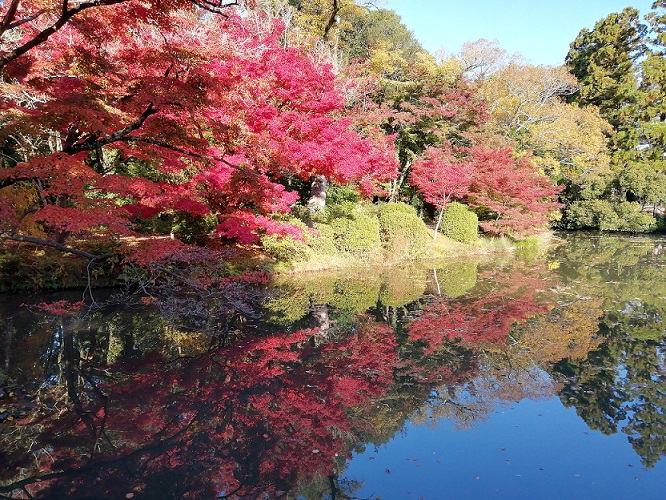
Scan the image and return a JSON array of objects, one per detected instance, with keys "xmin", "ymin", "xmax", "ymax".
[
  {"xmin": 433, "ymin": 269, "xmax": 442, "ymax": 296},
  {"xmin": 2, "ymin": 318, "xmax": 12, "ymax": 373},
  {"xmin": 310, "ymin": 304, "xmax": 332, "ymax": 346}
]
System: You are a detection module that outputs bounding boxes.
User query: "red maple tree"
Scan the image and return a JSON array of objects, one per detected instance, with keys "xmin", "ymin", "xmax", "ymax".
[
  {"xmin": 464, "ymin": 146, "xmax": 562, "ymax": 236},
  {"xmin": 0, "ymin": 4, "xmax": 399, "ymax": 260}
]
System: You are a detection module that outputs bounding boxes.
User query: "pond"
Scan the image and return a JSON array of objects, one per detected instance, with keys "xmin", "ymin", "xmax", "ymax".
[{"xmin": 1, "ymin": 232, "xmax": 666, "ymax": 499}]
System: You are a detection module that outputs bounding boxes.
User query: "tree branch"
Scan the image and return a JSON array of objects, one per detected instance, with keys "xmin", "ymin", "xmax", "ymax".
[
  {"xmin": 0, "ymin": 0, "xmax": 128, "ymax": 71},
  {"xmin": 120, "ymin": 135, "xmax": 261, "ymax": 177},
  {"xmin": 62, "ymin": 103, "xmax": 158, "ymax": 154},
  {"xmin": 191, "ymin": 0, "xmax": 240, "ymax": 15},
  {"xmin": 0, "ymin": 1, "xmax": 242, "ymax": 71},
  {"xmin": 322, "ymin": 0, "xmax": 340, "ymax": 41},
  {"xmin": 3, "ymin": 234, "xmax": 112, "ymax": 260}
]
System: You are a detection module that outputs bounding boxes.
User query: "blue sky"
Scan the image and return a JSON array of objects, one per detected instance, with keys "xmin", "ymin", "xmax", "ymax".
[{"xmin": 380, "ymin": 0, "xmax": 656, "ymax": 66}]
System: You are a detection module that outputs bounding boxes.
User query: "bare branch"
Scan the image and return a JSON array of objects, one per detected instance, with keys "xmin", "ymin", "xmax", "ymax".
[
  {"xmin": 62, "ymin": 103, "xmax": 158, "ymax": 154},
  {"xmin": 0, "ymin": 0, "xmax": 128, "ymax": 71},
  {"xmin": 2, "ymin": 233, "xmax": 112, "ymax": 260}
]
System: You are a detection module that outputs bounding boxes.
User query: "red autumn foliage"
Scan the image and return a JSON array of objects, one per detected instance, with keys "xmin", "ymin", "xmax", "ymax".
[
  {"xmin": 31, "ymin": 299, "xmax": 85, "ymax": 316},
  {"xmin": 0, "ymin": 302, "xmax": 489, "ymax": 499},
  {"xmin": 464, "ymin": 146, "xmax": 563, "ymax": 236},
  {"xmin": 408, "ymin": 263, "xmax": 554, "ymax": 353},
  {"xmin": 0, "ymin": 4, "xmax": 399, "ymax": 258},
  {"xmin": 410, "ymin": 144, "xmax": 472, "ymax": 209}
]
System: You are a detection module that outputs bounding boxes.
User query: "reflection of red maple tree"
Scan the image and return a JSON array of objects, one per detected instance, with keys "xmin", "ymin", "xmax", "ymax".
[
  {"xmin": 408, "ymin": 264, "xmax": 553, "ymax": 354},
  {"xmin": 0, "ymin": 318, "xmax": 410, "ymax": 498}
]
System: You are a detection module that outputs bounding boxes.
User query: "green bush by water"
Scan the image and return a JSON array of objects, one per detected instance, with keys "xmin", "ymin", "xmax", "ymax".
[
  {"xmin": 439, "ymin": 202, "xmax": 479, "ymax": 243},
  {"xmin": 376, "ymin": 202, "xmax": 430, "ymax": 260},
  {"xmin": 328, "ymin": 206, "xmax": 382, "ymax": 260}
]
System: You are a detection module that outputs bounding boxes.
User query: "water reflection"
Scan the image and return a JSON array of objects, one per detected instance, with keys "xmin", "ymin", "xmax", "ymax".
[
  {"xmin": 0, "ymin": 233, "xmax": 665, "ymax": 498},
  {"xmin": 548, "ymin": 233, "xmax": 666, "ymax": 468}
]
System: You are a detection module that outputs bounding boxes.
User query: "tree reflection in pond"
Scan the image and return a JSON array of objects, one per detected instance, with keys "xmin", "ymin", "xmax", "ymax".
[
  {"xmin": 548, "ymin": 233, "xmax": 666, "ymax": 469},
  {"xmin": 1, "ymin": 234, "xmax": 666, "ymax": 498},
  {"xmin": 0, "ymin": 296, "xmax": 478, "ymax": 498}
]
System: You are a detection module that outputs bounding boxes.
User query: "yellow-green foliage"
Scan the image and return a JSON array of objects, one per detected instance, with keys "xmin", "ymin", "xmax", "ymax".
[
  {"xmin": 377, "ymin": 267, "xmax": 428, "ymax": 307},
  {"xmin": 439, "ymin": 202, "xmax": 479, "ymax": 243},
  {"xmin": 565, "ymin": 200, "xmax": 657, "ymax": 232},
  {"xmin": 261, "ymin": 234, "xmax": 311, "ymax": 262},
  {"xmin": 328, "ymin": 206, "xmax": 381, "ymax": 260},
  {"xmin": 261, "ymin": 216, "xmax": 314, "ymax": 263},
  {"xmin": 376, "ymin": 202, "xmax": 430, "ymax": 260},
  {"xmin": 267, "ymin": 265, "xmax": 436, "ymax": 321},
  {"xmin": 262, "ymin": 285, "xmax": 311, "ymax": 324},
  {"xmin": 432, "ymin": 261, "xmax": 478, "ymax": 298},
  {"xmin": 329, "ymin": 276, "xmax": 382, "ymax": 312},
  {"xmin": 309, "ymin": 223, "xmax": 338, "ymax": 255}
]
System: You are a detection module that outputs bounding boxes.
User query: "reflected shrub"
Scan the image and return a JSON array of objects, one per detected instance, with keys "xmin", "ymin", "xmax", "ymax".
[
  {"xmin": 378, "ymin": 268, "xmax": 428, "ymax": 307},
  {"xmin": 263, "ymin": 288, "xmax": 311, "ymax": 324},
  {"xmin": 329, "ymin": 277, "xmax": 381, "ymax": 312},
  {"xmin": 434, "ymin": 261, "xmax": 478, "ymax": 298}
]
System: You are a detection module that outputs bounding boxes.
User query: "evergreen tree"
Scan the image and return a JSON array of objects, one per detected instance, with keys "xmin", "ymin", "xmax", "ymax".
[{"xmin": 565, "ymin": 7, "xmax": 646, "ymax": 155}]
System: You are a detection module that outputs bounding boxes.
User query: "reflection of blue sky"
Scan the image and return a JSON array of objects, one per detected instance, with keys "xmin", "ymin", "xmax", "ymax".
[{"xmin": 343, "ymin": 396, "xmax": 666, "ymax": 499}]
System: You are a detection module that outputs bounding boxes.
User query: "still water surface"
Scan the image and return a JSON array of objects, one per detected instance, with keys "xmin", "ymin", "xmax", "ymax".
[{"xmin": 1, "ymin": 233, "xmax": 665, "ymax": 498}]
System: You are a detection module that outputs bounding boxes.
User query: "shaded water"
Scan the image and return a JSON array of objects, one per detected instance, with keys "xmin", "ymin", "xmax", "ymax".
[{"xmin": 1, "ymin": 233, "xmax": 665, "ymax": 498}]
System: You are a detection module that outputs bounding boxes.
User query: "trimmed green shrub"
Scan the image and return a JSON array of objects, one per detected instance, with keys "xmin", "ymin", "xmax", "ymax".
[
  {"xmin": 326, "ymin": 200, "xmax": 366, "ymax": 221},
  {"xmin": 261, "ymin": 234, "xmax": 311, "ymax": 262},
  {"xmin": 328, "ymin": 209, "xmax": 381, "ymax": 259},
  {"xmin": 326, "ymin": 184, "xmax": 360, "ymax": 205},
  {"xmin": 439, "ymin": 202, "xmax": 479, "ymax": 243},
  {"xmin": 376, "ymin": 202, "xmax": 430, "ymax": 259},
  {"xmin": 307, "ymin": 222, "xmax": 338, "ymax": 256},
  {"xmin": 565, "ymin": 200, "xmax": 657, "ymax": 232}
]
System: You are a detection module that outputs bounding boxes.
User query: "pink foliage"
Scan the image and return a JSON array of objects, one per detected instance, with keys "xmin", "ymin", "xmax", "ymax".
[
  {"xmin": 465, "ymin": 147, "xmax": 562, "ymax": 236},
  {"xmin": 410, "ymin": 146, "xmax": 472, "ymax": 209},
  {"xmin": 217, "ymin": 210, "xmax": 305, "ymax": 245},
  {"xmin": 0, "ymin": 8, "xmax": 399, "ymax": 260}
]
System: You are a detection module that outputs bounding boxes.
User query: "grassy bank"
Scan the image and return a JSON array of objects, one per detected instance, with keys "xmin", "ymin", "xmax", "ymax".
[
  {"xmin": 262, "ymin": 202, "xmax": 554, "ymax": 274},
  {"xmin": 0, "ymin": 201, "xmax": 554, "ymax": 292}
]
